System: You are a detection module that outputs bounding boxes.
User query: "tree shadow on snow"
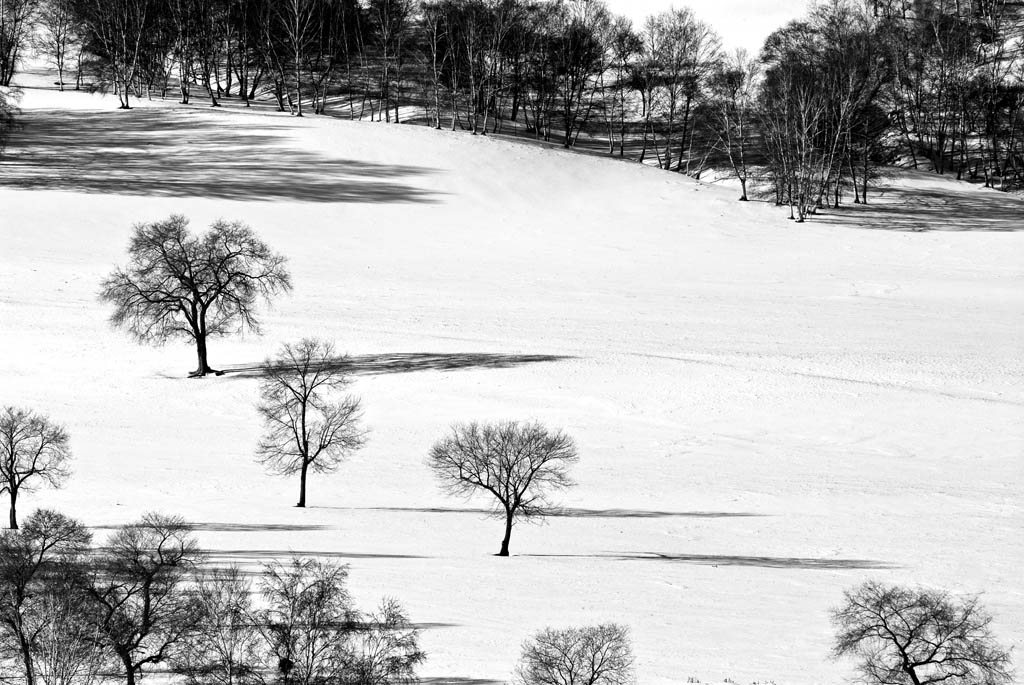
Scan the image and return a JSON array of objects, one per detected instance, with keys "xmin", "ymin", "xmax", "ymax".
[
  {"xmin": 815, "ymin": 185, "xmax": 1024, "ymax": 232},
  {"xmin": 184, "ymin": 522, "xmax": 335, "ymax": 532},
  {"xmin": 337, "ymin": 506, "xmax": 763, "ymax": 519},
  {"xmin": 203, "ymin": 549, "xmax": 426, "ymax": 561},
  {"xmin": 419, "ymin": 680, "xmax": 504, "ymax": 685},
  {"xmin": 222, "ymin": 352, "xmax": 573, "ymax": 378},
  {"xmin": 0, "ymin": 108, "xmax": 441, "ymax": 203},
  {"xmin": 525, "ymin": 552, "xmax": 896, "ymax": 570},
  {"xmin": 88, "ymin": 522, "xmax": 335, "ymax": 533}
]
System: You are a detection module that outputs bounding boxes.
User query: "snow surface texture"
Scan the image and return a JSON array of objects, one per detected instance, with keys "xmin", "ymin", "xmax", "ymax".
[{"xmin": 1, "ymin": 78, "xmax": 1022, "ymax": 684}]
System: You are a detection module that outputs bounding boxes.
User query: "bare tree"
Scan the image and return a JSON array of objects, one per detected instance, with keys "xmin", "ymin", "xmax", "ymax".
[
  {"xmin": 642, "ymin": 7, "xmax": 721, "ymax": 171},
  {"xmin": 0, "ymin": 407, "xmax": 72, "ymax": 530},
  {"xmin": 80, "ymin": 512, "xmax": 203, "ymax": 685},
  {"xmin": 428, "ymin": 421, "xmax": 578, "ymax": 556},
  {"xmin": 552, "ymin": 0, "xmax": 613, "ymax": 148},
  {"xmin": 0, "ymin": 0, "xmax": 39, "ymax": 86},
  {"xmin": 71, "ymin": 0, "xmax": 159, "ymax": 108},
  {"xmin": 33, "ymin": 0, "xmax": 82, "ymax": 91},
  {"xmin": 173, "ymin": 566, "xmax": 265, "ymax": 685},
  {"xmin": 344, "ymin": 598, "xmax": 425, "ymax": 685},
  {"xmin": 832, "ymin": 580, "xmax": 1014, "ymax": 685},
  {"xmin": 256, "ymin": 339, "xmax": 366, "ymax": 508},
  {"xmin": 0, "ymin": 85, "xmax": 16, "ymax": 154},
  {"xmin": 515, "ymin": 624, "xmax": 634, "ymax": 685},
  {"xmin": 0, "ymin": 509, "xmax": 92, "ymax": 685},
  {"xmin": 603, "ymin": 15, "xmax": 641, "ymax": 157},
  {"xmin": 26, "ymin": 580, "xmax": 109, "ymax": 685},
  {"xmin": 708, "ymin": 50, "xmax": 760, "ymax": 201},
  {"xmin": 100, "ymin": 215, "xmax": 291, "ymax": 378},
  {"xmin": 259, "ymin": 557, "xmax": 355, "ymax": 685},
  {"xmin": 420, "ymin": 1, "xmax": 451, "ymax": 130},
  {"xmin": 273, "ymin": 0, "xmax": 318, "ymax": 116},
  {"xmin": 368, "ymin": 0, "xmax": 415, "ymax": 123}
]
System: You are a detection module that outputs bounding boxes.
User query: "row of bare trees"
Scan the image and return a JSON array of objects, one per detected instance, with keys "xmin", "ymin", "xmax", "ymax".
[
  {"xmin": 0, "ymin": 509, "xmax": 425, "ymax": 685},
  {"xmin": 1, "ymin": 510, "xmax": 1014, "ymax": 685},
  {"xmin": 6, "ymin": 0, "xmax": 1021, "ymax": 202}
]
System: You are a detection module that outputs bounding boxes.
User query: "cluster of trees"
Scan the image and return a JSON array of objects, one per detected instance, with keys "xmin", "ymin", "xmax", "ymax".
[
  {"xmin": 2, "ymin": 506, "xmax": 1013, "ymax": 685},
  {"xmin": 0, "ymin": 509, "xmax": 425, "ymax": 685},
  {"xmin": 99, "ymin": 216, "xmax": 581, "ymax": 558},
  {"xmin": 758, "ymin": 0, "xmax": 1024, "ymax": 220},
  {"xmin": 4, "ymin": 0, "xmax": 1022, "ymax": 210}
]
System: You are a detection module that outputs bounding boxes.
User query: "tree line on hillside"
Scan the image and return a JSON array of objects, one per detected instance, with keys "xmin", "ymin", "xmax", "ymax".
[{"xmin": 1, "ymin": 0, "xmax": 1022, "ymax": 217}]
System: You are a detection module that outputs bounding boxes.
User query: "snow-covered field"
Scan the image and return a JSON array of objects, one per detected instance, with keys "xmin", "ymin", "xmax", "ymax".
[{"xmin": 1, "ymin": 77, "xmax": 1022, "ymax": 684}]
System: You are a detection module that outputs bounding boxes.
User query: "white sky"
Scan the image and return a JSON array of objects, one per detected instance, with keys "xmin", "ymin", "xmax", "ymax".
[{"xmin": 601, "ymin": 0, "xmax": 811, "ymax": 52}]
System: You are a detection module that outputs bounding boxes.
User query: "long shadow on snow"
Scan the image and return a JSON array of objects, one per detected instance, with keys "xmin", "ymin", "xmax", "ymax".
[
  {"xmin": 222, "ymin": 352, "xmax": 572, "ymax": 378},
  {"xmin": 815, "ymin": 185, "xmax": 1024, "ymax": 232},
  {"xmin": 203, "ymin": 549, "xmax": 426, "ymax": 561},
  {"xmin": 0, "ymin": 108, "xmax": 441, "ymax": 203},
  {"xmin": 185, "ymin": 522, "xmax": 335, "ymax": 532},
  {"xmin": 524, "ymin": 552, "xmax": 895, "ymax": 570},
  {"xmin": 86, "ymin": 545, "xmax": 425, "ymax": 562},
  {"xmin": 88, "ymin": 522, "xmax": 334, "ymax": 532},
  {"xmin": 333, "ymin": 506, "xmax": 763, "ymax": 519}
]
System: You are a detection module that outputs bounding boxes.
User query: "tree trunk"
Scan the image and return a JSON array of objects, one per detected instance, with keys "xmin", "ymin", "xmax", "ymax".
[
  {"xmin": 297, "ymin": 461, "xmax": 308, "ymax": 508},
  {"xmin": 497, "ymin": 511, "xmax": 513, "ymax": 556},
  {"xmin": 19, "ymin": 631, "xmax": 35, "ymax": 685},
  {"xmin": 8, "ymin": 488, "xmax": 17, "ymax": 529},
  {"xmin": 903, "ymin": 661, "xmax": 922, "ymax": 685},
  {"xmin": 193, "ymin": 334, "xmax": 214, "ymax": 377},
  {"xmin": 295, "ymin": 60, "xmax": 302, "ymax": 117},
  {"xmin": 122, "ymin": 655, "xmax": 137, "ymax": 685}
]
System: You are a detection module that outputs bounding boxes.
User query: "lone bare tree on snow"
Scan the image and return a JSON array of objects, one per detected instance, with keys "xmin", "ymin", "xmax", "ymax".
[
  {"xmin": 515, "ymin": 624, "xmax": 635, "ymax": 685},
  {"xmin": 832, "ymin": 580, "xmax": 1013, "ymax": 685},
  {"xmin": 0, "ymin": 407, "xmax": 72, "ymax": 529},
  {"xmin": 256, "ymin": 339, "xmax": 366, "ymax": 508},
  {"xmin": 428, "ymin": 421, "xmax": 578, "ymax": 556},
  {"xmin": 100, "ymin": 215, "xmax": 291, "ymax": 377}
]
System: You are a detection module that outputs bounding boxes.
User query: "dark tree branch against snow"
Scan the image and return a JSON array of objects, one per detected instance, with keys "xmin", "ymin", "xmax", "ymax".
[
  {"xmin": 78, "ymin": 512, "xmax": 204, "ymax": 685},
  {"xmin": 427, "ymin": 420, "xmax": 578, "ymax": 556},
  {"xmin": 0, "ymin": 509, "xmax": 92, "ymax": 685},
  {"xmin": 171, "ymin": 566, "xmax": 265, "ymax": 684},
  {"xmin": 99, "ymin": 214, "xmax": 291, "ymax": 377},
  {"xmin": 832, "ymin": 580, "xmax": 1014, "ymax": 685}
]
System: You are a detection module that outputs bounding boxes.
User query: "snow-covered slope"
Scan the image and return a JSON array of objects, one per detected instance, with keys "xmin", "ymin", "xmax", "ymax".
[{"xmin": 1, "ymin": 80, "xmax": 1022, "ymax": 684}]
